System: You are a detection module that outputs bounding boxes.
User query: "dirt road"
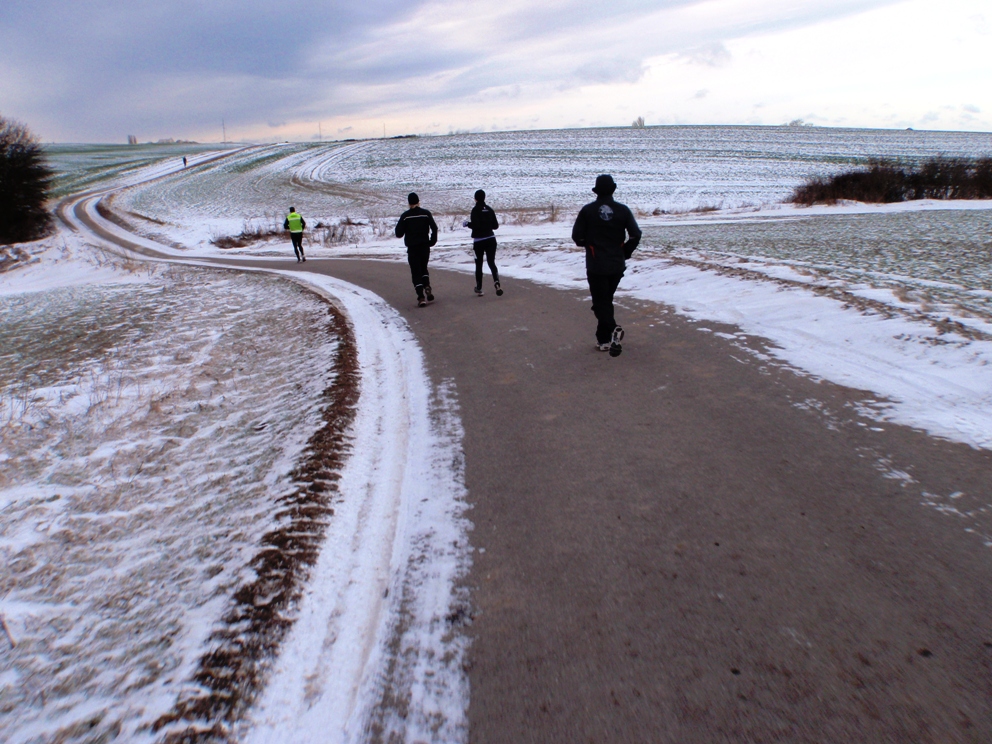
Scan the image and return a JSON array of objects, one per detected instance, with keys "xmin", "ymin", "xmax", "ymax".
[{"xmin": 227, "ymin": 256, "xmax": 992, "ymax": 743}]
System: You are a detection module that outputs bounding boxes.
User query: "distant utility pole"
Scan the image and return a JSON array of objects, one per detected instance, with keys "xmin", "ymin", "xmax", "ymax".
[
  {"xmin": 318, "ymin": 122, "xmax": 322, "ymax": 141},
  {"xmin": 222, "ymin": 118, "xmax": 227, "ymax": 144}
]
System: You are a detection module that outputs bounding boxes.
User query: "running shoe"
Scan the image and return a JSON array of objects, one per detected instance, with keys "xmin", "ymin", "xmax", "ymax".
[
  {"xmin": 495, "ymin": 281, "xmax": 503, "ymax": 296},
  {"xmin": 418, "ymin": 297, "xmax": 427, "ymax": 308},
  {"xmin": 425, "ymin": 285, "xmax": 435, "ymax": 302},
  {"xmin": 609, "ymin": 326, "xmax": 624, "ymax": 357},
  {"xmin": 474, "ymin": 286, "xmax": 484, "ymax": 296}
]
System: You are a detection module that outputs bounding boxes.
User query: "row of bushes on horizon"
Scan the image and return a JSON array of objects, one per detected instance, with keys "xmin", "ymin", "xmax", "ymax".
[{"xmin": 791, "ymin": 157, "xmax": 992, "ymax": 206}]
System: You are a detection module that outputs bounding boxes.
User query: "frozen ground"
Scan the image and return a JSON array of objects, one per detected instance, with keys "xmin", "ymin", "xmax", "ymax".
[
  {"xmin": 0, "ymin": 252, "xmax": 341, "ymax": 742},
  {"xmin": 49, "ymin": 128, "xmax": 992, "ymax": 452},
  {"xmin": 102, "ymin": 126, "xmax": 992, "ymax": 220},
  {"xmin": 45, "ymin": 143, "xmax": 237, "ymax": 199},
  {"xmin": 5, "ymin": 125, "xmax": 990, "ymax": 741},
  {"xmin": 1, "ymin": 226, "xmax": 472, "ymax": 742},
  {"xmin": 81, "ymin": 177, "xmax": 992, "ymax": 455}
]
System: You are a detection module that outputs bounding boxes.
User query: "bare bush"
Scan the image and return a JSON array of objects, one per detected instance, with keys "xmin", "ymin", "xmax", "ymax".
[
  {"xmin": 321, "ymin": 221, "xmax": 362, "ymax": 245},
  {"xmin": 791, "ymin": 157, "xmax": 992, "ymax": 205},
  {"xmin": 0, "ymin": 115, "xmax": 53, "ymax": 244},
  {"xmin": 210, "ymin": 218, "xmax": 284, "ymax": 249}
]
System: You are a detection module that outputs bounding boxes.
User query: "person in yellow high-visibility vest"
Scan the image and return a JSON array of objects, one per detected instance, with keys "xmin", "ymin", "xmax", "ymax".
[{"xmin": 283, "ymin": 206, "xmax": 307, "ymax": 262}]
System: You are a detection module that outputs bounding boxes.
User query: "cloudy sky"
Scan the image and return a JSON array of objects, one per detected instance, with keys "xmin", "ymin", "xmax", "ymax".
[{"xmin": 1, "ymin": 0, "xmax": 989, "ymax": 142}]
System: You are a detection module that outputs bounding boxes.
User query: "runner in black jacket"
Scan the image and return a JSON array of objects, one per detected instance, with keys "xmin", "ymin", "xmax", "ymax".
[
  {"xmin": 571, "ymin": 174, "xmax": 641, "ymax": 356},
  {"xmin": 395, "ymin": 192, "xmax": 439, "ymax": 306},
  {"xmin": 466, "ymin": 189, "xmax": 502, "ymax": 296}
]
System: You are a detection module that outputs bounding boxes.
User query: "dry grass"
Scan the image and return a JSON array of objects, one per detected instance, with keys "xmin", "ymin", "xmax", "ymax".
[
  {"xmin": 210, "ymin": 219, "xmax": 283, "ymax": 249},
  {"xmin": 154, "ymin": 298, "xmax": 360, "ymax": 743}
]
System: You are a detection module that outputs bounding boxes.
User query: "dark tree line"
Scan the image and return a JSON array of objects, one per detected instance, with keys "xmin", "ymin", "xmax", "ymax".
[{"xmin": 0, "ymin": 115, "xmax": 53, "ymax": 244}]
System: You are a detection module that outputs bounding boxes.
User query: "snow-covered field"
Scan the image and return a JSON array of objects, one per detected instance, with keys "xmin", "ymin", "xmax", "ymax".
[
  {"xmin": 2, "ymin": 214, "xmax": 471, "ymax": 740},
  {"xmin": 3, "ymin": 125, "xmax": 990, "ymax": 742},
  {"xmin": 0, "ymin": 255, "xmax": 342, "ymax": 741},
  {"xmin": 64, "ymin": 127, "xmax": 991, "ymax": 453}
]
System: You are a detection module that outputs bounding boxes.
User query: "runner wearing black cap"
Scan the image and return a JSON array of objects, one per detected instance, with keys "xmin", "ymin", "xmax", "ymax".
[
  {"xmin": 571, "ymin": 174, "xmax": 641, "ymax": 357},
  {"xmin": 466, "ymin": 189, "xmax": 502, "ymax": 296},
  {"xmin": 395, "ymin": 192, "xmax": 439, "ymax": 307}
]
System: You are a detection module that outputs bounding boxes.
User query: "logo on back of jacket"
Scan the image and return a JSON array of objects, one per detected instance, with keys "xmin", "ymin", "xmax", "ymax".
[{"xmin": 598, "ymin": 204, "xmax": 614, "ymax": 221}]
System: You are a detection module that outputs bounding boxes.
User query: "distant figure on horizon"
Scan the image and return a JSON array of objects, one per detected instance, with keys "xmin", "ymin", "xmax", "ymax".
[
  {"xmin": 182, "ymin": 156, "xmax": 187, "ymax": 168},
  {"xmin": 284, "ymin": 206, "xmax": 306, "ymax": 262},
  {"xmin": 395, "ymin": 192, "xmax": 438, "ymax": 307},
  {"xmin": 571, "ymin": 174, "xmax": 641, "ymax": 357},
  {"xmin": 466, "ymin": 189, "xmax": 502, "ymax": 297}
]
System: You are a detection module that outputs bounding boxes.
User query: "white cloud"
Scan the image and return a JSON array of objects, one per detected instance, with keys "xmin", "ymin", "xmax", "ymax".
[{"xmin": 677, "ymin": 43, "xmax": 732, "ymax": 67}]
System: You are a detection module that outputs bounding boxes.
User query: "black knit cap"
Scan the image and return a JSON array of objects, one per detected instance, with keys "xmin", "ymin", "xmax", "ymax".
[
  {"xmin": 592, "ymin": 174, "xmax": 617, "ymax": 195},
  {"xmin": 475, "ymin": 189, "xmax": 486, "ymax": 201},
  {"xmin": 408, "ymin": 192, "xmax": 419, "ymax": 205}
]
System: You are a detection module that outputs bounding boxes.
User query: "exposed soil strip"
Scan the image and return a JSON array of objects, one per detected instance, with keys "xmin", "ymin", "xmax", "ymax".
[{"xmin": 151, "ymin": 294, "xmax": 360, "ymax": 743}]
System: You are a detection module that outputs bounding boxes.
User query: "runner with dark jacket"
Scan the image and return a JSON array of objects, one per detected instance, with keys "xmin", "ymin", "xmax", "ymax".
[
  {"xmin": 395, "ymin": 192, "xmax": 439, "ymax": 307},
  {"xmin": 571, "ymin": 174, "xmax": 641, "ymax": 357},
  {"xmin": 467, "ymin": 189, "xmax": 502, "ymax": 296}
]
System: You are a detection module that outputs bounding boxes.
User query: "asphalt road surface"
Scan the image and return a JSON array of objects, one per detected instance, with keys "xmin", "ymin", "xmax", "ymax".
[{"xmin": 233, "ymin": 256, "xmax": 992, "ymax": 743}]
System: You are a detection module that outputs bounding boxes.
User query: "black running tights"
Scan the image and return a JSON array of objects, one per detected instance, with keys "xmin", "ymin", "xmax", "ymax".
[{"xmin": 473, "ymin": 238, "xmax": 499, "ymax": 288}]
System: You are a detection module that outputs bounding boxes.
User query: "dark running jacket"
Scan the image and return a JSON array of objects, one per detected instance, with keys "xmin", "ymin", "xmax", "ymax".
[
  {"xmin": 468, "ymin": 202, "xmax": 499, "ymax": 241},
  {"xmin": 571, "ymin": 197, "xmax": 641, "ymax": 275},
  {"xmin": 395, "ymin": 206, "xmax": 438, "ymax": 249}
]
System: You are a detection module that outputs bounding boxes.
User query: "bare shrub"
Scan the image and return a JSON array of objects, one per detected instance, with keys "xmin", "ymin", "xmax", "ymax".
[
  {"xmin": 365, "ymin": 210, "xmax": 394, "ymax": 239},
  {"xmin": 0, "ymin": 115, "xmax": 53, "ymax": 244},
  {"xmin": 211, "ymin": 218, "xmax": 283, "ymax": 249},
  {"xmin": 791, "ymin": 157, "xmax": 992, "ymax": 205},
  {"xmin": 321, "ymin": 221, "xmax": 362, "ymax": 245}
]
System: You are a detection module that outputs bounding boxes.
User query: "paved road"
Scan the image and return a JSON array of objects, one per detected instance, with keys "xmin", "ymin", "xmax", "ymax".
[{"xmin": 239, "ymin": 256, "xmax": 992, "ymax": 742}]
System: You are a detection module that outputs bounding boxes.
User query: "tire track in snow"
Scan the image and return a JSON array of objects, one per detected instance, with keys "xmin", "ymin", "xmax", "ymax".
[{"xmin": 239, "ymin": 273, "xmax": 471, "ymax": 744}]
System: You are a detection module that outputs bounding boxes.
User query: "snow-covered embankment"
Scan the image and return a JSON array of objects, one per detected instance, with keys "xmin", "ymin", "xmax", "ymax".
[{"xmin": 241, "ymin": 271, "xmax": 472, "ymax": 744}]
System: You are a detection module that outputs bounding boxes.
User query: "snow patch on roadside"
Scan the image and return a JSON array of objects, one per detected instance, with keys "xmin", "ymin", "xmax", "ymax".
[{"xmin": 241, "ymin": 272, "xmax": 471, "ymax": 744}]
